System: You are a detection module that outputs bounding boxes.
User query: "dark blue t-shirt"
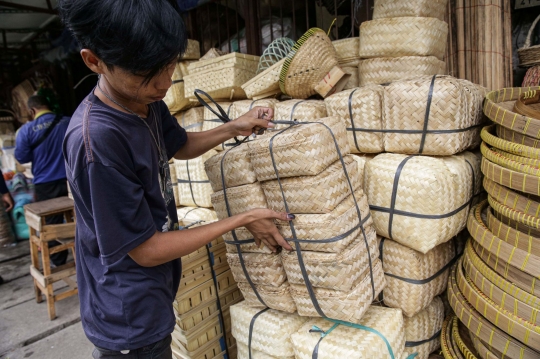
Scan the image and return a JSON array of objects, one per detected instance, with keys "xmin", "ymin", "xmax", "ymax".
[
  {"xmin": 63, "ymin": 91, "xmax": 187, "ymax": 351},
  {"xmin": 15, "ymin": 112, "xmax": 70, "ymax": 184}
]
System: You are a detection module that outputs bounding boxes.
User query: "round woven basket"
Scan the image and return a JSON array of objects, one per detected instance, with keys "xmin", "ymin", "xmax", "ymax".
[
  {"xmin": 175, "ymin": 107, "xmax": 204, "ymax": 133},
  {"xmin": 290, "ymin": 305, "xmax": 405, "ymax": 359},
  {"xmin": 164, "ymin": 62, "xmax": 192, "ymax": 112},
  {"xmin": 447, "ymin": 257, "xmax": 540, "ymax": 359},
  {"xmin": 358, "ymin": 56, "xmax": 446, "ymax": 86},
  {"xmin": 279, "ymin": 28, "xmax": 340, "ymax": 99},
  {"xmin": 204, "ymin": 142, "xmax": 257, "ymax": 192},
  {"xmin": 380, "ymin": 237, "xmax": 460, "ymax": 318},
  {"xmin": 247, "ymin": 117, "xmax": 350, "ymax": 182},
  {"xmin": 227, "ymin": 252, "xmax": 286, "ymax": 287},
  {"xmin": 211, "ymin": 182, "xmax": 267, "ymax": 220},
  {"xmin": 281, "ymin": 228, "xmax": 379, "ymax": 291},
  {"xmin": 275, "ymin": 187, "xmax": 373, "ymax": 253},
  {"xmin": 237, "ymin": 281, "xmax": 297, "ymax": 313},
  {"xmin": 496, "ymin": 125, "xmax": 540, "ymax": 148},
  {"xmin": 273, "ymin": 100, "xmax": 327, "ymax": 130},
  {"xmin": 289, "ymin": 259, "xmax": 385, "ymax": 322},
  {"xmin": 518, "ymin": 14, "xmax": 540, "ymax": 67},
  {"xmin": 230, "ymin": 302, "xmax": 307, "ymax": 358},
  {"xmin": 261, "ymin": 155, "xmax": 361, "ymax": 214},
  {"xmin": 403, "ymin": 297, "xmax": 444, "ymax": 359},
  {"xmin": 241, "ymin": 58, "xmax": 285, "ymax": 100},
  {"xmin": 364, "ymin": 152, "xmax": 481, "ymax": 253},
  {"xmin": 373, "ymin": 0, "xmax": 448, "ymax": 20},
  {"xmin": 359, "ymin": 17, "xmax": 448, "ymax": 60},
  {"xmin": 174, "ymin": 150, "xmax": 217, "ymax": 208},
  {"xmin": 229, "ymin": 99, "xmax": 279, "ymax": 120},
  {"xmin": 332, "ymin": 38, "xmax": 360, "ymax": 63},
  {"xmin": 483, "ymin": 86, "xmax": 540, "ymax": 139}
]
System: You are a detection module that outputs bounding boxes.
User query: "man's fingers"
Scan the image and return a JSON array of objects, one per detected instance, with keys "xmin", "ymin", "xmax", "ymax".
[{"xmin": 273, "ymin": 232, "xmax": 293, "ymax": 251}]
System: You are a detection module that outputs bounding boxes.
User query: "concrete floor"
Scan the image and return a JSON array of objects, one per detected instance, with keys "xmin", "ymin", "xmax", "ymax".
[{"xmin": 0, "ymin": 242, "xmax": 93, "ymax": 359}]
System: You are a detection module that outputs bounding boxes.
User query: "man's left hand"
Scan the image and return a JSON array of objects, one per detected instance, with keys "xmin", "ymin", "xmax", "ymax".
[
  {"xmin": 2, "ymin": 193, "xmax": 14, "ymax": 212},
  {"xmin": 231, "ymin": 107, "xmax": 275, "ymax": 137}
]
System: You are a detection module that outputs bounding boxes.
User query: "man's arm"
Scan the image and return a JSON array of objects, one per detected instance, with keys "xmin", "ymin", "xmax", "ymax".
[{"xmin": 14, "ymin": 126, "xmax": 33, "ymax": 164}]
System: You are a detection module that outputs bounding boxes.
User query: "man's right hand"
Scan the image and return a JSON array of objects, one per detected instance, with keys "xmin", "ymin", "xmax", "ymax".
[{"xmin": 243, "ymin": 209, "xmax": 294, "ymax": 253}]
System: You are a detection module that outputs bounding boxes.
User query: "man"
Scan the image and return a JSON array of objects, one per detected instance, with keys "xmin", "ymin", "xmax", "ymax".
[
  {"xmin": 0, "ymin": 168, "xmax": 14, "ymax": 284},
  {"xmin": 59, "ymin": 1, "xmax": 293, "ymax": 358},
  {"xmin": 15, "ymin": 95, "xmax": 70, "ymax": 266}
]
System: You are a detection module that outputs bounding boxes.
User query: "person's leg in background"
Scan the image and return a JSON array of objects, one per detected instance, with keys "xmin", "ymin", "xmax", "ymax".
[{"xmin": 34, "ymin": 179, "xmax": 69, "ymax": 266}]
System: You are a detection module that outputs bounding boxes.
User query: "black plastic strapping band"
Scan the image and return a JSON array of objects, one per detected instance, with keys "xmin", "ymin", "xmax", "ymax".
[
  {"xmin": 249, "ymin": 99, "xmax": 262, "ymax": 111},
  {"xmin": 248, "ymin": 308, "xmax": 270, "ymax": 359},
  {"xmin": 172, "ymin": 79, "xmax": 184, "ymax": 84},
  {"xmin": 418, "ymin": 75, "xmax": 437, "ymax": 154},
  {"xmin": 185, "ymin": 161, "xmax": 199, "ymax": 207},
  {"xmin": 178, "ymin": 179, "xmax": 210, "ymax": 184},
  {"xmin": 290, "ymin": 100, "xmax": 307, "ymax": 121},
  {"xmin": 347, "ymin": 88, "xmax": 361, "ymax": 152},
  {"xmin": 405, "ymin": 329, "xmax": 442, "ymax": 348},
  {"xmin": 387, "ymin": 156, "xmax": 414, "ymax": 240},
  {"xmin": 377, "ymin": 237, "xmax": 386, "ymax": 303}
]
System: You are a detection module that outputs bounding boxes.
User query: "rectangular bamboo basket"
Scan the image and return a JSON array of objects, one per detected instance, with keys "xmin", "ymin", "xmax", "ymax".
[
  {"xmin": 373, "ymin": 0, "xmax": 448, "ymax": 21},
  {"xmin": 175, "ymin": 107, "xmax": 204, "ymax": 133},
  {"xmin": 175, "ymin": 150, "xmax": 217, "ymax": 208},
  {"xmin": 164, "ymin": 61, "xmax": 192, "ymax": 113}
]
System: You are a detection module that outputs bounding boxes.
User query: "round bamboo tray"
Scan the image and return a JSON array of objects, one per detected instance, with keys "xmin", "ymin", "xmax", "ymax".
[
  {"xmin": 481, "ymin": 142, "xmax": 540, "ymax": 177},
  {"xmin": 451, "ymin": 316, "xmax": 480, "ymax": 359},
  {"xmin": 275, "ymin": 187, "xmax": 374, "ymax": 253},
  {"xmin": 358, "ymin": 56, "xmax": 446, "ymax": 86},
  {"xmin": 373, "ymin": 0, "xmax": 448, "ymax": 21},
  {"xmin": 211, "ymin": 182, "xmax": 267, "ymax": 221},
  {"xmin": 463, "ymin": 245, "xmax": 540, "ymax": 326},
  {"xmin": 175, "ymin": 107, "xmax": 204, "ymax": 133},
  {"xmin": 364, "ymin": 152, "xmax": 481, "ymax": 254},
  {"xmin": 483, "ymin": 87, "xmax": 540, "ymax": 139},
  {"xmin": 237, "ymin": 281, "xmax": 297, "ymax": 313},
  {"xmin": 332, "ymin": 38, "xmax": 360, "ymax": 63},
  {"xmin": 403, "ymin": 297, "xmax": 444, "ymax": 359},
  {"xmin": 469, "ymin": 332, "xmax": 504, "ymax": 359},
  {"xmin": 490, "ymin": 146, "xmax": 540, "ymax": 168},
  {"xmin": 456, "ymin": 257, "xmax": 540, "ymax": 351},
  {"xmin": 247, "ymin": 117, "xmax": 350, "ymax": 182},
  {"xmin": 496, "ymin": 125, "xmax": 540, "ymax": 148},
  {"xmin": 289, "ymin": 259, "xmax": 385, "ymax": 322},
  {"xmin": 359, "ymin": 17, "xmax": 448, "ymax": 60},
  {"xmin": 273, "ymin": 99, "xmax": 327, "ymax": 130},
  {"xmin": 290, "ymin": 305, "xmax": 405, "ymax": 359},
  {"xmin": 481, "ymin": 125, "xmax": 540, "ymax": 160},
  {"xmin": 439, "ymin": 315, "xmax": 458, "ymax": 359},
  {"xmin": 494, "ymin": 210, "xmax": 540, "ymax": 238},
  {"xmin": 230, "ymin": 301, "xmax": 307, "ymax": 358},
  {"xmin": 488, "ymin": 194, "xmax": 540, "ymax": 231},
  {"xmin": 226, "ymin": 252, "xmax": 286, "ymax": 287},
  {"xmin": 481, "ymin": 156, "xmax": 540, "ymax": 197},
  {"xmin": 204, "ymin": 142, "xmax": 257, "ymax": 192},
  {"xmin": 447, "ymin": 261, "xmax": 540, "ymax": 359},
  {"xmin": 241, "ymin": 58, "xmax": 285, "ymax": 100},
  {"xmin": 281, "ymin": 230, "xmax": 379, "ymax": 291},
  {"xmin": 175, "ymin": 150, "xmax": 217, "ymax": 208},
  {"xmin": 261, "ymin": 155, "xmax": 361, "ymax": 214},
  {"xmin": 467, "ymin": 201, "xmax": 540, "ymax": 278},
  {"xmin": 380, "ymin": 237, "xmax": 460, "ymax": 318}
]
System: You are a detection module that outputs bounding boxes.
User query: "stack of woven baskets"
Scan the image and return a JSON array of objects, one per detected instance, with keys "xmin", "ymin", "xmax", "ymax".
[
  {"xmin": 170, "ymin": 207, "xmax": 242, "ymax": 359},
  {"xmin": 443, "ymin": 86, "xmax": 540, "ymax": 359},
  {"xmin": 332, "ymin": 37, "xmax": 360, "ymax": 90},
  {"xmin": 358, "ymin": 0, "xmax": 448, "ymax": 86}
]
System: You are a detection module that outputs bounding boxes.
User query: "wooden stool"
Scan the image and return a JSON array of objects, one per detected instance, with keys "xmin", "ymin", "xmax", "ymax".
[{"xmin": 24, "ymin": 196, "xmax": 77, "ymax": 320}]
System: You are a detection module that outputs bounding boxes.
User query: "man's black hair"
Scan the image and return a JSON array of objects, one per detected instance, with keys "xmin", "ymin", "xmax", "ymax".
[
  {"xmin": 58, "ymin": 0, "xmax": 187, "ymax": 84},
  {"xmin": 27, "ymin": 95, "xmax": 50, "ymax": 110}
]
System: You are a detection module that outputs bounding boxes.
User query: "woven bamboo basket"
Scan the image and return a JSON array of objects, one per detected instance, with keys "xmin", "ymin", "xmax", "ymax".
[
  {"xmin": 483, "ymin": 86, "xmax": 540, "ymax": 139},
  {"xmin": 450, "ymin": 316, "xmax": 480, "ymax": 359},
  {"xmin": 181, "ymin": 39, "xmax": 201, "ymax": 60},
  {"xmin": 175, "ymin": 150, "xmax": 217, "ymax": 208},
  {"xmin": 275, "ymin": 187, "xmax": 373, "ymax": 253},
  {"xmin": 261, "ymin": 155, "xmax": 361, "ymax": 214},
  {"xmin": 237, "ymin": 281, "xmax": 297, "ymax": 313},
  {"xmin": 241, "ymin": 58, "xmax": 285, "ymax": 100},
  {"xmin": 353, "ymin": 154, "xmax": 375, "ymax": 183},
  {"xmin": 447, "ymin": 259, "xmax": 540, "ymax": 359},
  {"xmin": 229, "ymin": 99, "xmax": 279, "ymax": 120},
  {"xmin": 223, "ymin": 227, "xmax": 273, "ymax": 254},
  {"xmin": 469, "ymin": 332, "xmax": 503, "ymax": 359},
  {"xmin": 237, "ymin": 342, "xmax": 287, "ymax": 359},
  {"xmin": 481, "ymin": 156, "xmax": 540, "ymax": 197},
  {"xmin": 172, "ymin": 310, "xmax": 230, "ymax": 353},
  {"xmin": 379, "ymin": 237, "xmax": 460, "ymax": 317},
  {"xmin": 359, "ymin": 18, "xmax": 448, "ymax": 60},
  {"xmin": 341, "ymin": 62, "xmax": 360, "ymax": 90},
  {"xmin": 170, "ymin": 159, "xmax": 180, "ymax": 206},
  {"xmin": 230, "ymin": 301, "xmax": 308, "ymax": 357},
  {"xmin": 171, "ymin": 331, "xmax": 228, "ymax": 359},
  {"xmin": 226, "ymin": 252, "xmax": 285, "ymax": 287},
  {"xmin": 481, "ymin": 141, "xmax": 540, "ymax": 177},
  {"xmin": 488, "ymin": 192, "xmax": 540, "ymax": 231},
  {"xmin": 289, "ymin": 259, "xmax": 385, "ymax": 322},
  {"xmin": 496, "ymin": 125, "xmax": 540, "ymax": 148},
  {"xmin": 324, "ymin": 85, "xmax": 384, "ymax": 154},
  {"xmin": 373, "ymin": 0, "xmax": 448, "ymax": 20},
  {"xmin": 438, "ymin": 316, "xmax": 457, "ymax": 359},
  {"xmin": 175, "ymin": 292, "xmax": 242, "ymax": 332},
  {"xmin": 177, "ymin": 207, "xmax": 218, "ymax": 228},
  {"xmin": 358, "ymin": 56, "xmax": 446, "ymax": 86},
  {"xmin": 273, "ymin": 99, "xmax": 327, "ymax": 130},
  {"xmin": 200, "ymin": 48, "xmax": 227, "ymax": 61},
  {"xmin": 280, "ymin": 28, "xmax": 342, "ymax": 99},
  {"xmin": 184, "ymin": 53, "xmax": 260, "ymax": 101},
  {"xmin": 364, "ymin": 152, "xmax": 481, "ymax": 253},
  {"xmin": 281, "ymin": 228, "xmax": 379, "ymax": 291},
  {"xmin": 164, "ymin": 62, "xmax": 192, "ymax": 113},
  {"xmin": 518, "ymin": 14, "xmax": 540, "ymax": 67},
  {"xmin": 463, "ymin": 245, "xmax": 540, "ymax": 327},
  {"xmin": 211, "ymin": 182, "xmax": 267, "ymax": 220},
  {"xmin": 174, "ymin": 107, "xmax": 204, "ymax": 133},
  {"xmin": 290, "ymin": 305, "xmax": 405, "ymax": 359},
  {"xmin": 332, "ymin": 38, "xmax": 360, "ymax": 63},
  {"xmin": 204, "ymin": 142, "xmax": 256, "ymax": 192},
  {"xmin": 403, "ymin": 297, "xmax": 444, "ymax": 359},
  {"xmin": 495, "ymin": 210, "xmax": 540, "ymax": 238},
  {"xmin": 455, "ymin": 257, "xmax": 540, "ymax": 351},
  {"xmin": 180, "ymin": 245, "xmax": 229, "ymax": 292},
  {"xmin": 202, "ymin": 102, "xmax": 237, "ymax": 151},
  {"xmin": 247, "ymin": 117, "xmax": 350, "ymax": 182}
]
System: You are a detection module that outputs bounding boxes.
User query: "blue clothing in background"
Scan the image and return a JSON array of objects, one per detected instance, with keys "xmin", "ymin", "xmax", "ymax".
[
  {"xmin": 63, "ymin": 91, "xmax": 187, "ymax": 351},
  {"xmin": 15, "ymin": 112, "xmax": 70, "ymax": 184}
]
